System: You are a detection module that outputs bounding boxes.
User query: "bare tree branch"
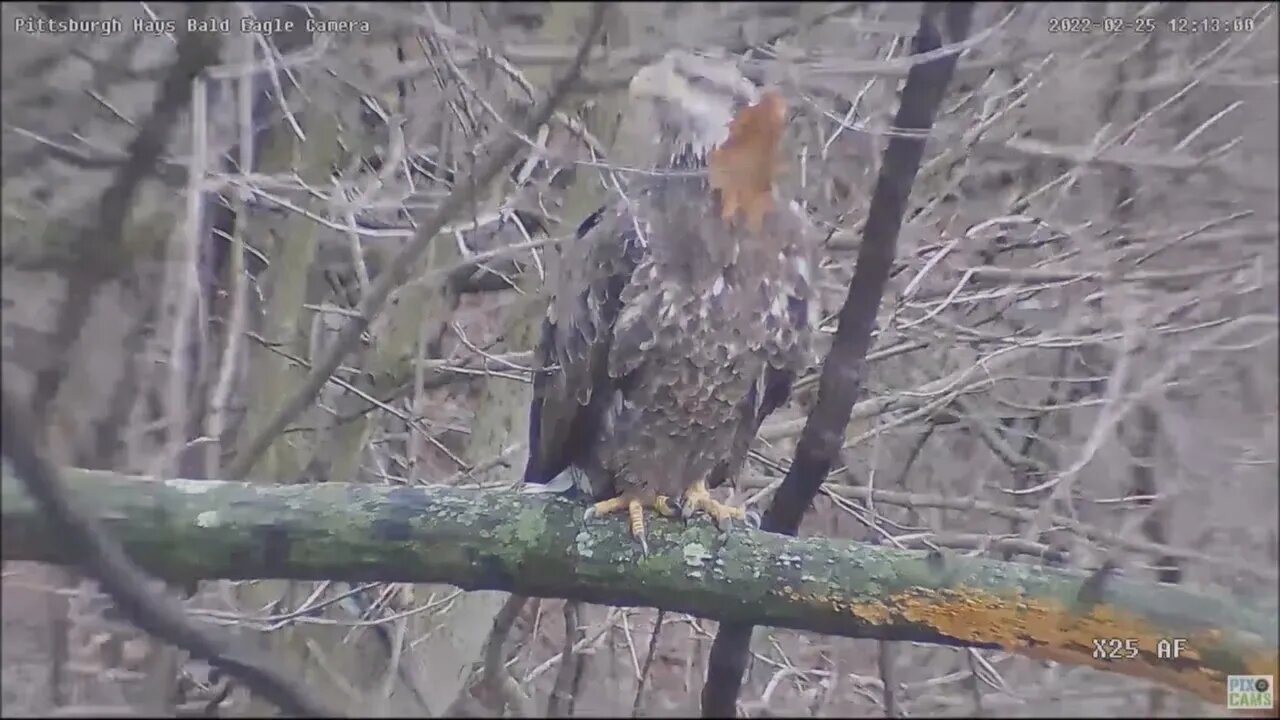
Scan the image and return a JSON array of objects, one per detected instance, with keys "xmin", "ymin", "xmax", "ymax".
[
  {"xmin": 2, "ymin": 467, "xmax": 1274, "ymax": 709},
  {"xmin": 0, "ymin": 390, "xmax": 336, "ymax": 717},
  {"xmin": 28, "ymin": 6, "xmax": 222, "ymax": 434},
  {"xmin": 223, "ymin": 2, "xmax": 610, "ymax": 481},
  {"xmin": 702, "ymin": 4, "xmax": 976, "ymax": 716}
]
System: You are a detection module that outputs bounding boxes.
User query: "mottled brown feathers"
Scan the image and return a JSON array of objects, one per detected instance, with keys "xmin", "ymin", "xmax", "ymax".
[{"xmin": 523, "ymin": 53, "xmax": 814, "ymax": 513}]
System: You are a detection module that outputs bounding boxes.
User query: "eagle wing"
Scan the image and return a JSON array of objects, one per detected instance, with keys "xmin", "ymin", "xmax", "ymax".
[
  {"xmin": 707, "ymin": 210, "xmax": 813, "ymax": 492},
  {"xmin": 522, "ymin": 205, "xmax": 642, "ymax": 496}
]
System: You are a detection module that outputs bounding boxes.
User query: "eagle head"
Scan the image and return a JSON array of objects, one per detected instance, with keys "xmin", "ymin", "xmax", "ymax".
[{"xmin": 626, "ymin": 50, "xmax": 761, "ymax": 162}]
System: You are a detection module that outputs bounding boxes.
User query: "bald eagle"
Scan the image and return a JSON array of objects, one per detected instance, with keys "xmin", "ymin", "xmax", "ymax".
[{"xmin": 523, "ymin": 51, "xmax": 815, "ymax": 552}]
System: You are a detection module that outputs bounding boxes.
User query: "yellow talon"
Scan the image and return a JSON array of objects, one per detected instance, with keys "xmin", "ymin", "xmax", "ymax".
[
  {"xmin": 584, "ymin": 484, "xmax": 743, "ymax": 552},
  {"xmin": 628, "ymin": 500, "xmax": 645, "ymax": 544},
  {"xmin": 588, "ymin": 495, "xmax": 631, "ymax": 518},
  {"xmin": 586, "ymin": 494, "xmax": 676, "ymax": 555},
  {"xmin": 679, "ymin": 479, "xmax": 745, "ymax": 528},
  {"xmin": 653, "ymin": 495, "xmax": 678, "ymax": 517}
]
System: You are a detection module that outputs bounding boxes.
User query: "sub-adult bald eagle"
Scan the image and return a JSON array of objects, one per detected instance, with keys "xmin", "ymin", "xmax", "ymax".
[{"xmin": 523, "ymin": 51, "xmax": 815, "ymax": 552}]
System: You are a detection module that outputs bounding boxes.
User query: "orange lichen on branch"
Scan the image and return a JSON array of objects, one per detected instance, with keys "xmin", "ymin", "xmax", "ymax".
[
  {"xmin": 776, "ymin": 582, "xmax": 1279, "ymax": 706},
  {"xmin": 900, "ymin": 586, "xmax": 1278, "ymax": 704},
  {"xmin": 709, "ymin": 90, "xmax": 787, "ymax": 233}
]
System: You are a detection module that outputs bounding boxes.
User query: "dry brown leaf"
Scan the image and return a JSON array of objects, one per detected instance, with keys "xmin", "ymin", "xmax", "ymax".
[{"xmin": 709, "ymin": 90, "xmax": 787, "ymax": 233}]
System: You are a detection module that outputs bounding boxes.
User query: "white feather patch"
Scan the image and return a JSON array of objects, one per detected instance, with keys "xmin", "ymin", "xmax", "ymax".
[
  {"xmin": 794, "ymin": 256, "xmax": 811, "ymax": 283},
  {"xmin": 522, "ymin": 466, "xmax": 594, "ymax": 496}
]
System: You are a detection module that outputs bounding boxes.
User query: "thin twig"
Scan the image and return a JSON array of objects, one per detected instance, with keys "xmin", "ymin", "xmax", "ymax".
[
  {"xmin": 224, "ymin": 3, "xmax": 609, "ymax": 481},
  {"xmin": 0, "ymin": 390, "xmax": 336, "ymax": 717},
  {"xmin": 481, "ymin": 595, "xmax": 533, "ymax": 716},
  {"xmin": 632, "ymin": 609, "xmax": 666, "ymax": 718},
  {"xmin": 30, "ymin": 20, "xmax": 223, "ymax": 432},
  {"xmin": 547, "ymin": 601, "xmax": 585, "ymax": 718}
]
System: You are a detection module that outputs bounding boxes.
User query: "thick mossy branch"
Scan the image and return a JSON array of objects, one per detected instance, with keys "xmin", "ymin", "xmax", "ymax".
[{"xmin": 3, "ymin": 469, "xmax": 1275, "ymax": 704}]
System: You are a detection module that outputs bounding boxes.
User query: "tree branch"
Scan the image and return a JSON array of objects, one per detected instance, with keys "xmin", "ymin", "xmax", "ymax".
[
  {"xmin": 0, "ymin": 393, "xmax": 335, "ymax": 717},
  {"xmin": 703, "ymin": 4, "xmax": 978, "ymax": 715},
  {"xmin": 2, "ymin": 468, "xmax": 1276, "ymax": 707},
  {"xmin": 30, "ymin": 5, "xmax": 223, "ymax": 431},
  {"xmin": 223, "ymin": 2, "xmax": 609, "ymax": 481}
]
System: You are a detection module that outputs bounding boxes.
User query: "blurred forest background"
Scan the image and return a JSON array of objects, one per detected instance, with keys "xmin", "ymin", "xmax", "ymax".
[{"xmin": 2, "ymin": 1, "xmax": 1276, "ymax": 717}]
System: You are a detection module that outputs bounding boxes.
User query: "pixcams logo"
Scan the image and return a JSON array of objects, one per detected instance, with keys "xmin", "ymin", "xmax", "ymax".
[{"xmin": 1227, "ymin": 675, "xmax": 1273, "ymax": 710}]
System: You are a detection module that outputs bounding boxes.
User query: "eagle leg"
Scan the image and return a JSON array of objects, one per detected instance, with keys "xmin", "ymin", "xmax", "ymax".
[
  {"xmin": 584, "ymin": 493, "xmax": 676, "ymax": 555},
  {"xmin": 676, "ymin": 479, "xmax": 746, "ymax": 530}
]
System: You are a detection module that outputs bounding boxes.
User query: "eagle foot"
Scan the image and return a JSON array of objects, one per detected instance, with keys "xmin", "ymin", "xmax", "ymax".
[
  {"xmin": 675, "ymin": 480, "xmax": 746, "ymax": 530},
  {"xmin": 584, "ymin": 494, "xmax": 675, "ymax": 556}
]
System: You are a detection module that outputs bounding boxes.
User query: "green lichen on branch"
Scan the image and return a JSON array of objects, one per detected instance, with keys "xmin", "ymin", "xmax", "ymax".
[{"xmin": 2, "ymin": 468, "xmax": 1275, "ymax": 704}]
